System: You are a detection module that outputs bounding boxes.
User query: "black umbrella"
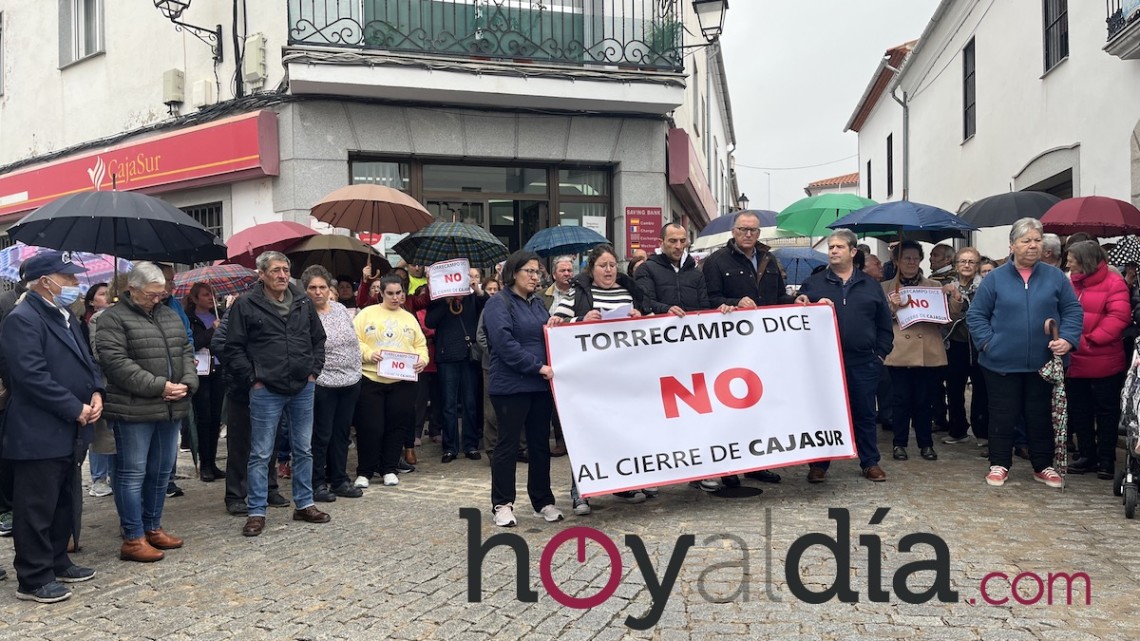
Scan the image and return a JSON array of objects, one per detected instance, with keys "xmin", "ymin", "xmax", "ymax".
[
  {"xmin": 8, "ymin": 191, "xmax": 227, "ymax": 264},
  {"xmin": 1109, "ymin": 235, "xmax": 1140, "ymax": 267},
  {"xmin": 960, "ymin": 192, "xmax": 1061, "ymax": 228}
]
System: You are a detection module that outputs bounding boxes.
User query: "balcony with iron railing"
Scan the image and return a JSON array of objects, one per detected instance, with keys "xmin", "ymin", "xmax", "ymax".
[
  {"xmin": 1106, "ymin": 0, "xmax": 1140, "ymax": 58},
  {"xmin": 287, "ymin": 0, "xmax": 686, "ymax": 72}
]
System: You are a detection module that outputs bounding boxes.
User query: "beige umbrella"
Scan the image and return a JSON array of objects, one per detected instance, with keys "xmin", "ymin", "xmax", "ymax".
[{"xmin": 310, "ymin": 184, "xmax": 434, "ymax": 235}]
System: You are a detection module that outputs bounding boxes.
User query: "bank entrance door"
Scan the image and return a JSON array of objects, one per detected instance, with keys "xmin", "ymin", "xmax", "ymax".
[{"xmin": 426, "ymin": 199, "xmax": 548, "ymax": 255}]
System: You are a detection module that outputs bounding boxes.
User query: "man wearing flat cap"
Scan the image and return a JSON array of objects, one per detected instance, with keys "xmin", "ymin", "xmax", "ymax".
[{"xmin": 0, "ymin": 250, "xmax": 102, "ymax": 603}]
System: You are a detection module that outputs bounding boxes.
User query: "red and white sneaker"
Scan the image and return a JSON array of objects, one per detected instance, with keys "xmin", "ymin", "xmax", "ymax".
[
  {"xmin": 1034, "ymin": 467, "xmax": 1064, "ymax": 488},
  {"xmin": 985, "ymin": 466, "xmax": 1009, "ymax": 486}
]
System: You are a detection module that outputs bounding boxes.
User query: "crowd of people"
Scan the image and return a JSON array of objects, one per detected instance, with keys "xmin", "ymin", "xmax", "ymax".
[{"xmin": 0, "ymin": 210, "xmax": 1134, "ymax": 602}]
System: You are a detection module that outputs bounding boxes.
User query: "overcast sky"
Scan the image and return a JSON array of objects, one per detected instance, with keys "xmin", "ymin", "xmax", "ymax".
[{"xmin": 718, "ymin": 0, "xmax": 941, "ymax": 212}]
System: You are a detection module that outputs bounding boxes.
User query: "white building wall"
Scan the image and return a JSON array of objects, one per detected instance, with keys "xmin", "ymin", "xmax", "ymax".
[
  {"xmin": 0, "ymin": 1, "xmax": 287, "ymax": 165},
  {"xmin": 897, "ymin": 0, "xmax": 1140, "ymax": 258},
  {"xmin": 857, "ymin": 96, "xmax": 904, "ymax": 204}
]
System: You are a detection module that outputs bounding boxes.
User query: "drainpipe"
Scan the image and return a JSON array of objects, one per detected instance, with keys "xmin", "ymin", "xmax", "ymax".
[{"xmin": 886, "ymin": 65, "xmax": 908, "ymax": 202}]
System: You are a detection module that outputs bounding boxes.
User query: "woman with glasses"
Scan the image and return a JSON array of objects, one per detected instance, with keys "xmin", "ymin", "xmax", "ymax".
[
  {"xmin": 95, "ymin": 261, "xmax": 198, "ymax": 562},
  {"xmin": 941, "ymin": 248, "xmax": 989, "ymax": 447},
  {"xmin": 483, "ymin": 250, "xmax": 562, "ymax": 527},
  {"xmin": 352, "ymin": 275, "xmax": 428, "ymax": 490},
  {"xmin": 882, "ymin": 241, "xmax": 962, "ymax": 463},
  {"xmin": 552, "ymin": 244, "xmax": 652, "ymax": 513}
]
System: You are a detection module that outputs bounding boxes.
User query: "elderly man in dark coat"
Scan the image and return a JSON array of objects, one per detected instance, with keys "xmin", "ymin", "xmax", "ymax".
[{"xmin": 1, "ymin": 250, "xmax": 102, "ymax": 603}]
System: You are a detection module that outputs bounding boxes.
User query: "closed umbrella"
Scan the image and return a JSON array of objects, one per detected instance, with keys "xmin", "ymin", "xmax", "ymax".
[
  {"xmin": 226, "ymin": 221, "xmax": 317, "ymax": 269},
  {"xmin": 960, "ymin": 191, "xmax": 1060, "ymax": 228},
  {"xmin": 285, "ymin": 234, "xmax": 392, "ymax": 277},
  {"xmin": 7, "ymin": 190, "xmax": 227, "ymax": 264},
  {"xmin": 1040, "ymin": 319, "xmax": 1069, "ymax": 480},
  {"xmin": 1041, "ymin": 196, "xmax": 1140, "ymax": 236},
  {"xmin": 777, "ymin": 194, "xmax": 877, "ymax": 237},
  {"xmin": 523, "ymin": 225, "xmax": 609, "ymax": 257},
  {"xmin": 393, "ymin": 222, "xmax": 510, "ymax": 268}
]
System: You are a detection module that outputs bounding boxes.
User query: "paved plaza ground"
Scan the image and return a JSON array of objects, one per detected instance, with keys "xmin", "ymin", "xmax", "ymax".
[{"xmin": 0, "ymin": 427, "xmax": 1135, "ymax": 641}]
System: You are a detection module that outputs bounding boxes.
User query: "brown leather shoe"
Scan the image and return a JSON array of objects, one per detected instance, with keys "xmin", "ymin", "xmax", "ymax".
[
  {"xmin": 549, "ymin": 442, "xmax": 568, "ymax": 457},
  {"xmin": 145, "ymin": 528, "xmax": 184, "ymax": 550},
  {"xmin": 120, "ymin": 537, "xmax": 165, "ymax": 562},
  {"xmin": 807, "ymin": 466, "xmax": 827, "ymax": 483},
  {"xmin": 292, "ymin": 506, "xmax": 331, "ymax": 524},
  {"xmin": 404, "ymin": 448, "xmax": 417, "ymax": 465},
  {"xmin": 242, "ymin": 516, "xmax": 266, "ymax": 537},
  {"xmin": 862, "ymin": 465, "xmax": 887, "ymax": 482}
]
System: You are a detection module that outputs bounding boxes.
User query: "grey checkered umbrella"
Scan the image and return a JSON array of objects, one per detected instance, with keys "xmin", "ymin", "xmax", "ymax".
[
  {"xmin": 1108, "ymin": 235, "xmax": 1140, "ymax": 267},
  {"xmin": 393, "ymin": 222, "xmax": 510, "ymax": 268}
]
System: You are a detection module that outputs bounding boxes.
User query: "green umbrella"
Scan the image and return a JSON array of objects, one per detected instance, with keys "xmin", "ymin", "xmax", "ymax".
[{"xmin": 777, "ymin": 194, "xmax": 877, "ymax": 237}]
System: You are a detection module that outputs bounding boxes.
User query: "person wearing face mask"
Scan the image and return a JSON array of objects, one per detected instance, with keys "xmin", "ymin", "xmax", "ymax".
[{"xmin": 0, "ymin": 250, "xmax": 103, "ymax": 602}]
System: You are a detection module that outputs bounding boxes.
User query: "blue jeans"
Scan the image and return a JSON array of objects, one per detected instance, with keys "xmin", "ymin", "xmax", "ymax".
[
  {"xmin": 89, "ymin": 452, "xmax": 114, "ymax": 483},
  {"xmin": 437, "ymin": 361, "xmax": 481, "ymax": 455},
  {"xmin": 111, "ymin": 420, "xmax": 179, "ymax": 540},
  {"xmin": 248, "ymin": 382, "xmax": 315, "ymax": 516},
  {"xmin": 816, "ymin": 359, "xmax": 883, "ymax": 471}
]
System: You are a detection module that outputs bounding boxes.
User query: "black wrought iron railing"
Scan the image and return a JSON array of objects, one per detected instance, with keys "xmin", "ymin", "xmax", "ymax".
[
  {"xmin": 1107, "ymin": 0, "xmax": 1140, "ymax": 41},
  {"xmin": 288, "ymin": 0, "xmax": 685, "ymax": 71}
]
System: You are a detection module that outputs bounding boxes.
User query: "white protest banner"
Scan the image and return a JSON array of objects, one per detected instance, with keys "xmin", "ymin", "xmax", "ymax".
[
  {"xmin": 895, "ymin": 286, "xmax": 950, "ymax": 330},
  {"xmin": 427, "ymin": 258, "xmax": 471, "ymax": 300},
  {"xmin": 546, "ymin": 305, "xmax": 854, "ymax": 497},
  {"xmin": 377, "ymin": 350, "xmax": 419, "ymax": 382}
]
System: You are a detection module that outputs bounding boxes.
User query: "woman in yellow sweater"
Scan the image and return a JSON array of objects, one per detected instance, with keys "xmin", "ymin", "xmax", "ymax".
[{"xmin": 352, "ymin": 275, "xmax": 428, "ymax": 489}]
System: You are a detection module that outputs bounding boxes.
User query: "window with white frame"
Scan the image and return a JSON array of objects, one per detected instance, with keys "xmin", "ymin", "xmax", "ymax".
[{"xmin": 60, "ymin": 0, "xmax": 103, "ymax": 66}]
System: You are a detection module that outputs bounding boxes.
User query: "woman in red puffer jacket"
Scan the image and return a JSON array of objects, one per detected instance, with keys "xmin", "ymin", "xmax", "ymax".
[{"xmin": 1066, "ymin": 241, "xmax": 1131, "ymax": 478}]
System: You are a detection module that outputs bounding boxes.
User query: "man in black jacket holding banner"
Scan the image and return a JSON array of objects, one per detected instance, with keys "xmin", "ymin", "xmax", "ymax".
[
  {"xmin": 701, "ymin": 212, "xmax": 789, "ymax": 486},
  {"xmin": 796, "ymin": 228, "xmax": 894, "ymax": 483}
]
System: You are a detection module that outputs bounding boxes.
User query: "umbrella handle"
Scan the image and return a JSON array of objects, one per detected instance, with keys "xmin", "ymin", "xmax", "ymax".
[{"xmin": 1044, "ymin": 318, "xmax": 1059, "ymax": 341}]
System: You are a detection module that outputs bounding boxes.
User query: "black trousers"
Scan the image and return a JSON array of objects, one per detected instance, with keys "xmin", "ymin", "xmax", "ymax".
[
  {"xmin": 1067, "ymin": 372, "xmax": 1125, "ymax": 468},
  {"xmin": 192, "ymin": 373, "xmax": 227, "ymax": 470},
  {"xmin": 983, "ymin": 368, "xmax": 1054, "ymax": 471},
  {"xmin": 946, "ymin": 340, "xmax": 989, "ymax": 439},
  {"xmin": 312, "ymin": 381, "xmax": 361, "ymax": 489},
  {"xmin": 356, "ymin": 379, "xmax": 416, "ymax": 478},
  {"xmin": 490, "ymin": 391, "xmax": 554, "ymax": 512},
  {"xmin": 0, "ymin": 410, "xmax": 13, "ymax": 513},
  {"xmin": 224, "ymin": 393, "xmax": 277, "ymax": 506},
  {"xmin": 414, "ymin": 372, "xmax": 444, "ymax": 441},
  {"xmin": 10, "ymin": 457, "xmax": 74, "ymax": 591}
]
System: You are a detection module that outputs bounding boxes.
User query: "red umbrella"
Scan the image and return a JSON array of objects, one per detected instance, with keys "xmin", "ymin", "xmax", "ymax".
[
  {"xmin": 1041, "ymin": 196, "xmax": 1140, "ymax": 236},
  {"xmin": 226, "ymin": 221, "xmax": 317, "ymax": 268}
]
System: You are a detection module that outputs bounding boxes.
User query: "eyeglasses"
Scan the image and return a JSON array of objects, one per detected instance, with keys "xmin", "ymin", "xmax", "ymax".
[
  {"xmin": 139, "ymin": 290, "xmax": 166, "ymax": 301},
  {"xmin": 956, "ymin": 259, "xmax": 978, "ymax": 265},
  {"xmin": 518, "ymin": 268, "xmax": 542, "ymax": 277},
  {"xmin": 734, "ymin": 227, "xmax": 761, "ymax": 236}
]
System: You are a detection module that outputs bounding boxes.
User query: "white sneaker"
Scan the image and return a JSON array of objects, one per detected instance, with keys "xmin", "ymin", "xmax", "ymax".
[
  {"xmin": 690, "ymin": 479, "xmax": 722, "ymax": 492},
  {"xmin": 353, "ymin": 475, "xmax": 369, "ymax": 489},
  {"xmin": 535, "ymin": 505, "xmax": 564, "ymax": 522},
  {"xmin": 493, "ymin": 503, "xmax": 517, "ymax": 527},
  {"xmin": 643, "ymin": 487, "xmax": 659, "ymax": 498},
  {"xmin": 941, "ymin": 435, "xmax": 972, "ymax": 444},
  {"xmin": 382, "ymin": 473, "xmax": 399, "ymax": 487},
  {"xmin": 572, "ymin": 499, "xmax": 591, "ymax": 516},
  {"xmin": 88, "ymin": 480, "xmax": 113, "ymax": 497}
]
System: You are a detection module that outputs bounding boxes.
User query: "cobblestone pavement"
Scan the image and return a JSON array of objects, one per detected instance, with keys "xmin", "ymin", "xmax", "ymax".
[{"xmin": 0, "ymin": 427, "xmax": 1136, "ymax": 641}]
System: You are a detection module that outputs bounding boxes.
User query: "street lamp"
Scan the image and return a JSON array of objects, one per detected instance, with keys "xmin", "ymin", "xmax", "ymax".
[
  {"xmin": 152, "ymin": 0, "xmax": 224, "ymax": 63},
  {"xmin": 738, "ymin": 193, "xmax": 750, "ymax": 211},
  {"xmin": 693, "ymin": 0, "xmax": 729, "ymax": 43}
]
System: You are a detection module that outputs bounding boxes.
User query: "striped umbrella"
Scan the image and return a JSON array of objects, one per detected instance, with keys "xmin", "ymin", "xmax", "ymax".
[
  {"xmin": 172, "ymin": 264, "xmax": 258, "ymax": 298},
  {"xmin": 0, "ymin": 243, "xmax": 131, "ymax": 290}
]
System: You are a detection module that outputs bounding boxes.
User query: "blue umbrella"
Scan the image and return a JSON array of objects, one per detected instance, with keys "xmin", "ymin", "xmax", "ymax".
[
  {"xmin": 772, "ymin": 247, "xmax": 828, "ymax": 286},
  {"xmin": 523, "ymin": 225, "xmax": 609, "ymax": 257},
  {"xmin": 697, "ymin": 210, "xmax": 778, "ymax": 238},
  {"xmin": 827, "ymin": 200, "xmax": 977, "ymax": 242}
]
